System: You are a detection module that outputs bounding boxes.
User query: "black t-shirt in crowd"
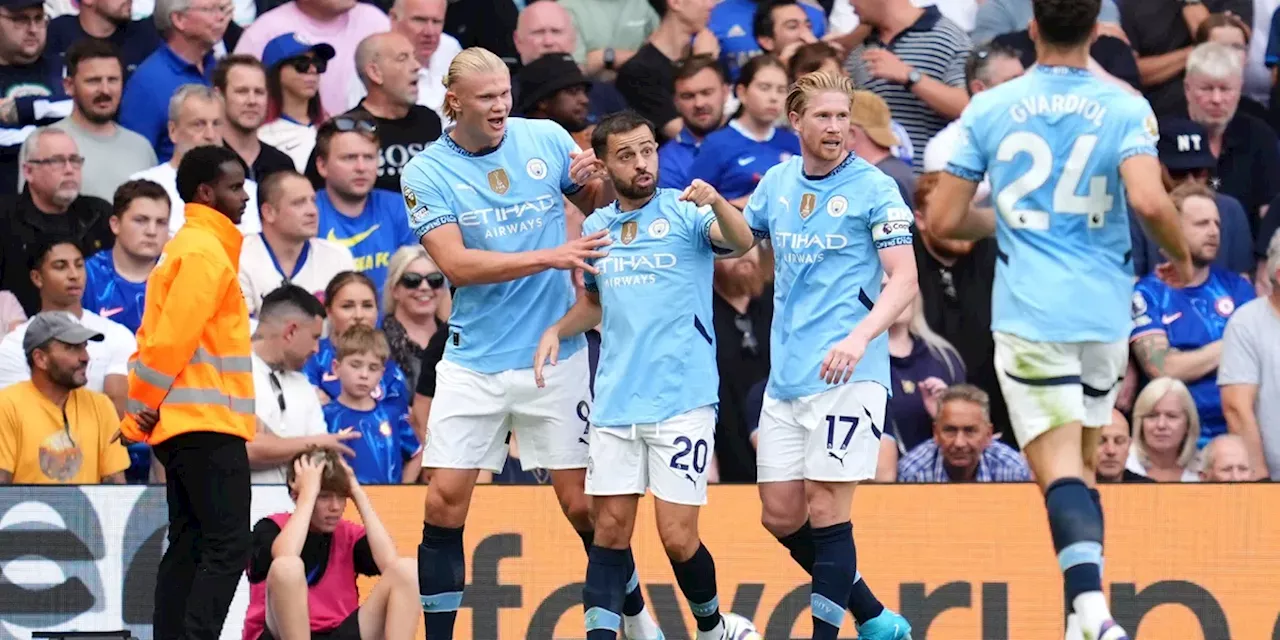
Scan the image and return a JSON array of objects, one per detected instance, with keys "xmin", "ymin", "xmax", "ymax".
[
  {"xmin": 615, "ymin": 43, "xmax": 679, "ymax": 139},
  {"xmin": 0, "ymin": 192, "xmax": 114, "ymax": 314},
  {"xmin": 1212, "ymin": 112, "xmax": 1280, "ymax": 232},
  {"xmin": 1120, "ymin": 0, "xmax": 1251, "ymax": 117},
  {"xmin": 992, "ymin": 31, "xmax": 1140, "ymax": 91},
  {"xmin": 710, "ymin": 285, "xmax": 773, "ymax": 483},
  {"xmin": 445, "ymin": 0, "xmax": 521, "ymax": 67},
  {"xmin": 306, "ymin": 103, "xmax": 443, "ymax": 194},
  {"xmin": 913, "ymin": 233, "xmax": 1014, "ymax": 446},
  {"xmin": 230, "ymin": 140, "xmax": 296, "ymax": 184},
  {"xmin": 246, "ymin": 517, "xmax": 381, "ymax": 585}
]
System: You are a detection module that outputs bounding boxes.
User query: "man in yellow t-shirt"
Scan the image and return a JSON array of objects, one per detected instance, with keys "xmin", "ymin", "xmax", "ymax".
[{"xmin": 0, "ymin": 312, "xmax": 129, "ymax": 484}]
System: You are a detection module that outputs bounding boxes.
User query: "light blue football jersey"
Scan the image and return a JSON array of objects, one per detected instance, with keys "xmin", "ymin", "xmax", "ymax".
[
  {"xmin": 947, "ymin": 65, "xmax": 1159, "ymax": 343},
  {"xmin": 400, "ymin": 118, "xmax": 587, "ymax": 374},
  {"xmin": 582, "ymin": 189, "xmax": 721, "ymax": 427},
  {"xmin": 743, "ymin": 153, "xmax": 914, "ymax": 401}
]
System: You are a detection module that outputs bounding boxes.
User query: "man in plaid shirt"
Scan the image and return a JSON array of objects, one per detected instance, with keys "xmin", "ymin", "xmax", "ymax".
[{"xmin": 898, "ymin": 384, "xmax": 1031, "ymax": 483}]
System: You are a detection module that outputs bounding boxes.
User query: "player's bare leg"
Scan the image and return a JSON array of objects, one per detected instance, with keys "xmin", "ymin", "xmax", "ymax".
[
  {"xmin": 357, "ymin": 557, "xmax": 421, "ymax": 640},
  {"xmin": 759, "ymin": 481, "xmax": 909, "ymax": 640},
  {"xmin": 419, "ymin": 468, "xmax": 480, "ymax": 640},
  {"xmin": 1022, "ymin": 422, "xmax": 1123, "ymax": 640},
  {"xmin": 556, "ymin": 468, "xmax": 661, "ymax": 639},
  {"xmin": 264, "ymin": 556, "xmax": 311, "ymax": 640},
  {"xmin": 654, "ymin": 499, "xmax": 731, "ymax": 640}
]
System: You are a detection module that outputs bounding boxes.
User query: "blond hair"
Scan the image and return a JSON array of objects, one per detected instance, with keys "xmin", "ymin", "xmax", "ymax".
[
  {"xmin": 384, "ymin": 245, "xmax": 439, "ymax": 315},
  {"xmin": 442, "ymin": 47, "xmax": 508, "ymax": 121},
  {"xmin": 786, "ymin": 70, "xmax": 854, "ymax": 119},
  {"xmin": 1131, "ymin": 377, "xmax": 1201, "ymax": 469}
]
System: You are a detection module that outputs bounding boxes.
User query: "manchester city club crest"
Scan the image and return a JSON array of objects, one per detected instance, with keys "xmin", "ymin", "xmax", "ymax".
[
  {"xmin": 799, "ymin": 193, "xmax": 817, "ymax": 219},
  {"xmin": 827, "ymin": 195, "xmax": 848, "ymax": 217},
  {"xmin": 488, "ymin": 168, "xmax": 510, "ymax": 195},
  {"xmin": 527, "ymin": 158, "xmax": 547, "ymax": 179},
  {"xmin": 648, "ymin": 218, "xmax": 670, "ymax": 238},
  {"xmin": 621, "ymin": 220, "xmax": 639, "ymax": 244}
]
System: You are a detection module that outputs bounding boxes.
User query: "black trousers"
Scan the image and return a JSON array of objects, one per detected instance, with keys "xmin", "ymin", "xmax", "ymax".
[{"xmin": 152, "ymin": 431, "xmax": 252, "ymax": 640}]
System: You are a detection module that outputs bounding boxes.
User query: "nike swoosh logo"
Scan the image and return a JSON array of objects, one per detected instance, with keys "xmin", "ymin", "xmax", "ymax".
[
  {"xmin": 99, "ymin": 307, "xmax": 124, "ymax": 318},
  {"xmin": 326, "ymin": 225, "xmax": 381, "ymax": 248},
  {"xmin": 1162, "ymin": 313, "xmax": 1182, "ymax": 324},
  {"xmin": 737, "ymin": 156, "xmax": 755, "ymax": 166},
  {"xmin": 322, "ymin": 372, "xmax": 338, "ymax": 382}
]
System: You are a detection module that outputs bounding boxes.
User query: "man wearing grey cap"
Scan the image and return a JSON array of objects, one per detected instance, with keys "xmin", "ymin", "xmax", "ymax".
[{"xmin": 0, "ymin": 311, "xmax": 129, "ymax": 483}]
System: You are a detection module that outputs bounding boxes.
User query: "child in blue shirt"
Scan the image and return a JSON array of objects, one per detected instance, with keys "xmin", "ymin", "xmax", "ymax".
[{"xmin": 322, "ymin": 324, "xmax": 421, "ymax": 484}]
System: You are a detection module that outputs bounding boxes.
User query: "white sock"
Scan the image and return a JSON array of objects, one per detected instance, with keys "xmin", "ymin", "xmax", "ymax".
[
  {"xmin": 695, "ymin": 618, "xmax": 725, "ymax": 640},
  {"xmin": 1064, "ymin": 613, "xmax": 1084, "ymax": 640},
  {"xmin": 1072, "ymin": 591, "xmax": 1112, "ymax": 635},
  {"xmin": 624, "ymin": 605, "xmax": 661, "ymax": 639}
]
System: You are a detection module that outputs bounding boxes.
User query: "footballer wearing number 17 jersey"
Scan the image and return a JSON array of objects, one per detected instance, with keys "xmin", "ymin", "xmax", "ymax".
[
  {"xmin": 929, "ymin": 1, "xmax": 1193, "ymax": 638},
  {"xmin": 746, "ymin": 72, "xmax": 916, "ymax": 640}
]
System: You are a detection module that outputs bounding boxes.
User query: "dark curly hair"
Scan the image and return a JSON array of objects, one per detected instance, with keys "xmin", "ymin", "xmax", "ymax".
[{"xmin": 1032, "ymin": 0, "xmax": 1101, "ymax": 48}]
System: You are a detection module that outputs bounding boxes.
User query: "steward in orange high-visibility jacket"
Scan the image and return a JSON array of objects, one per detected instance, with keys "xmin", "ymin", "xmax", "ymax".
[{"xmin": 119, "ymin": 202, "xmax": 255, "ymax": 445}]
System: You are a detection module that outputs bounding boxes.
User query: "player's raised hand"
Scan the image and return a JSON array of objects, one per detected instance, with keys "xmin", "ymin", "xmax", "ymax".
[
  {"xmin": 679, "ymin": 179, "xmax": 722, "ymax": 208},
  {"xmin": 548, "ymin": 229, "xmax": 611, "ymax": 273},
  {"xmin": 533, "ymin": 327, "xmax": 561, "ymax": 389},
  {"xmin": 820, "ymin": 334, "xmax": 868, "ymax": 385},
  {"xmin": 292, "ymin": 454, "xmax": 325, "ymax": 499},
  {"xmin": 568, "ymin": 148, "xmax": 607, "ymax": 185},
  {"xmin": 1155, "ymin": 258, "xmax": 1196, "ymax": 289}
]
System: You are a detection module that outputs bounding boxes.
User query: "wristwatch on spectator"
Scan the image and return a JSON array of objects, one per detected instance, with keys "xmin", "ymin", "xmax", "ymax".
[
  {"xmin": 604, "ymin": 48, "xmax": 617, "ymax": 70},
  {"xmin": 905, "ymin": 69, "xmax": 922, "ymax": 90}
]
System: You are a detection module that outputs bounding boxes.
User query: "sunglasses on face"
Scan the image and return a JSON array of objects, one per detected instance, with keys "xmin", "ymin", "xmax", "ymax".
[
  {"xmin": 399, "ymin": 272, "xmax": 446, "ymax": 290},
  {"xmin": 328, "ymin": 116, "xmax": 377, "ymax": 135},
  {"xmin": 284, "ymin": 56, "xmax": 327, "ymax": 74}
]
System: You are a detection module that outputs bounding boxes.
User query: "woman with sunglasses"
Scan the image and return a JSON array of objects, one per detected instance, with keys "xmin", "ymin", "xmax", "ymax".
[
  {"xmin": 257, "ymin": 33, "xmax": 335, "ymax": 171},
  {"xmin": 304, "ymin": 272, "xmax": 411, "ymax": 414},
  {"xmin": 382, "ymin": 246, "xmax": 450, "ymax": 393}
]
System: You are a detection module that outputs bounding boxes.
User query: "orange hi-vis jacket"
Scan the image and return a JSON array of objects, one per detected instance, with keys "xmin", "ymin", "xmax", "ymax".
[{"xmin": 119, "ymin": 204, "xmax": 255, "ymax": 445}]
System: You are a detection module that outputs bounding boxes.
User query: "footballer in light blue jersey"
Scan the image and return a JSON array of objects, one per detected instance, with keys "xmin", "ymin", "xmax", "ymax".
[
  {"xmin": 743, "ymin": 153, "xmax": 914, "ymax": 400},
  {"xmin": 536, "ymin": 111, "xmax": 759, "ymax": 640},
  {"xmin": 946, "ymin": 64, "xmax": 1159, "ymax": 343},
  {"xmin": 580, "ymin": 188, "xmax": 723, "ymax": 427},
  {"xmin": 400, "ymin": 117, "xmax": 587, "ymax": 374},
  {"xmin": 926, "ymin": 5, "xmax": 1194, "ymax": 639},
  {"xmin": 406, "ymin": 51, "xmax": 660, "ymax": 640}
]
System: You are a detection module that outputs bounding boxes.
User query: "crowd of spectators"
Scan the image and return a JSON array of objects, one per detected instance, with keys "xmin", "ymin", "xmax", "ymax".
[{"xmin": 0, "ymin": 0, "xmax": 1277, "ymax": 486}]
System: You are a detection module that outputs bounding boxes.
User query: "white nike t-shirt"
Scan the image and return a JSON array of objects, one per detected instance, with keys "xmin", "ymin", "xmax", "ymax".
[
  {"xmin": 239, "ymin": 234, "xmax": 357, "ymax": 316},
  {"xmin": 129, "ymin": 162, "xmax": 262, "ymax": 237},
  {"xmin": 0, "ymin": 310, "xmax": 137, "ymax": 392}
]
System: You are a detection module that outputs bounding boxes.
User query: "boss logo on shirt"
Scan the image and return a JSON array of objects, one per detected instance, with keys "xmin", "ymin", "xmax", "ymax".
[{"xmin": 488, "ymin": 169, "xmax": 510, "ymax": 195}]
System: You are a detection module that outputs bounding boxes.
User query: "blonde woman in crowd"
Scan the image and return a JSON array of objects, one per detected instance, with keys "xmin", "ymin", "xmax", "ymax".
[
  {"xmin": 381, "ymin": 246, "xmax": 450, "ymax": 393},
  {"xmin": 1127, "ymin": 377, "xmax": 1203, "ymax": 482}
]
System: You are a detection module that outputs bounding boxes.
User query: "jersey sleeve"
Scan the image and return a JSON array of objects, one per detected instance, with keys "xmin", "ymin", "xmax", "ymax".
[
  {"xmin": 866, "ymin": 175, "xmax": 915, "ymax": 250},
  {"xmin": 581, "ymin": 215, "xmax": 602, "ymax": 293},
  {"xmin": 1117, "ymin": 96, "xmax": 1160, "ymax": 162},
  {"xmin": 1231, "ymin": 273, "xmax": 1258, "ymax": 306},
  {"xmin": 397, "ymin": 409, "xmax": 421, "ymax": 460},
  {"xmin": 945, "ymin": 104, "xmax": 988, "ymax": 182},
  {"xmin": 741, "ymin": 175, "xmax": 772, "ymax": 239},
  {"xmin": 1129, "ymin": 282, "xmax": 1164, "ymax": 340},
  {"xmin": 401, "ymin": 160, "xmax": 455, "ymax": 240}
]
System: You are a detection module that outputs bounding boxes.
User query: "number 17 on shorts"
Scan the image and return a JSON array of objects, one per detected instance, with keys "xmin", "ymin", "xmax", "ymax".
[{"xmin": 757, "ymin": 381, "xmax": 887, "ymax": 483}]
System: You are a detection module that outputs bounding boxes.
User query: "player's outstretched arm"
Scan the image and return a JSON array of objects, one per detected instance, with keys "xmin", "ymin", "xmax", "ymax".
[
  {"xmin": 342, "ymin": 460, "xmax": 401, "ymax": 571},
  {"xmin": 927, "ymin": 173, "xmax": 994, "ymax": 241},
  {"xmin": 566, "ymin": 148, "xmax": 616, "ymax": 214},
  {"xmin": 680, "ymin": 179, "xmax": 756, "ymax": 255},
  {"xmin": 1120, "ymin": 154, "xmax": 1194, "ymax": 285},
  {"xmin": 422, "ymin": 224, "xmax": 611, "ymax": 287},
  {"xmin": 534, "ymin": 291, "xmax": 602, "ymax": 388}
]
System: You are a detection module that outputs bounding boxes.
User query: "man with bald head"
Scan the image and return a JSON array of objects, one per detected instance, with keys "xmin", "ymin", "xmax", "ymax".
[
  {"xmin": 1199, "ymin": 434, "xmax": 1255, "ymax": 482},
  {"xmin": 346, "ymin": 0, "xmax": 460, "ymax": 124},
  {"xmin": 307, "ymin": 32, "xmax": 442, "ymax": 194},
  {"xmin": 511, "ymin": 0, "xmax": 627, "ymax": 126}
]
